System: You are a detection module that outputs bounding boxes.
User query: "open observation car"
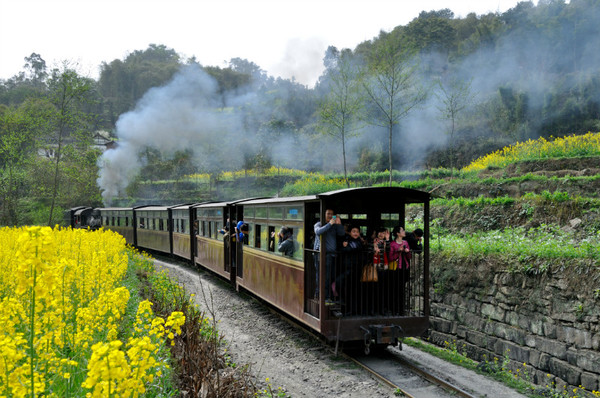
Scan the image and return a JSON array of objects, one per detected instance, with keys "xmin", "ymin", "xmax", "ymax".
[
  {"xmin": 192, "ymin": 186, "xmax": 430, "ymax": 352},
  {"xmin": 91, "ymin": 186, "xmax": 430, "ymax": 353}
]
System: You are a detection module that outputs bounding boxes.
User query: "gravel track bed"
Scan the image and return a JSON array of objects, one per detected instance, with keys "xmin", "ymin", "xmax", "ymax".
[{"xmin": 154, "ymin": 258, "xmax": 393, "ymax": 397}]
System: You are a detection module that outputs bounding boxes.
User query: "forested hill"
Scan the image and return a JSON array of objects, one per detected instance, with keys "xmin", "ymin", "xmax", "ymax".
[{"xmin": 1, "ymin": 0, "xmax": 600, "ymax": 225}]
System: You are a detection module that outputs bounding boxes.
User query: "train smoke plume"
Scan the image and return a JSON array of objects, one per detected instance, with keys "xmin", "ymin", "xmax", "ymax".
[{"xmin": 97, "ymin": 65, "xmax": 240, "ymax": 204}]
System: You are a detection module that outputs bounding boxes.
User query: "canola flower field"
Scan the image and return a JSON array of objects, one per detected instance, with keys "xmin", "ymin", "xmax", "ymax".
[
  {"xmin": 463, "ymin": 132, "xmax": 600, "ymax": 172},
  {"xmin": 186, "ymin": 166, "xmax": 309, "ymax": 182},
  {"xmin": 0, "ymin": 226, "xmax": 185, "ymax": 397}
]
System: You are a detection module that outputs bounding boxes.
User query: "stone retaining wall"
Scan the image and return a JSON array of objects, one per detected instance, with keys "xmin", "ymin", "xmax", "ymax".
[{"xmin": 428, "ymin": 265, "xmax": 600, "ymax": 391}]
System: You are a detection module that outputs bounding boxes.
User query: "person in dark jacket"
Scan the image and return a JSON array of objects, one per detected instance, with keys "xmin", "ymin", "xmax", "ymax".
[
  {"xmin": 404, "ymin": 228, "xmax": 423, "ymax": 252},
  {"xmin": 276, "ymin": 226, "xmax": 296, "ymax": 257},
  {"xmin": 335, "ymin": 225, "xmax": 363, "ymax": 313}
]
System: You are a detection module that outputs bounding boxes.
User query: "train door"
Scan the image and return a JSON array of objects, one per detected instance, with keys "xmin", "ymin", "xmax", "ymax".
[
  {"xmin": 224, "ymin": 206, "xmax": 234, "ymax": 278},
  {"xmin": 190, "ymin": 206, "xmax": 198, "ymax": 263},
  {"xmin": 235, "ymin": 205, "xmax": 245, "ymax": 280},
  {"xmin": 304, "ymin": 201, "xmax": 321, "ymax": 318}
]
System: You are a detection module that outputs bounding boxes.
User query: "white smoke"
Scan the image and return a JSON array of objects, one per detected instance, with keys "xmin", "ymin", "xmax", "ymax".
[{"xmin": 97, "ymin": 64, "xmax": 241, "ymax": 204}]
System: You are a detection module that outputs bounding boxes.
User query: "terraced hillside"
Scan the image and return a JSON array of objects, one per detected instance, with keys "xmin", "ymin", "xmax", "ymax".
[
  {"xmin": 421, "ymin": 136, "xmax": 600, "ymax": 395},
  {"xmin": 408, "ymin": 156, "xmax": 600, "ymax": 235}
]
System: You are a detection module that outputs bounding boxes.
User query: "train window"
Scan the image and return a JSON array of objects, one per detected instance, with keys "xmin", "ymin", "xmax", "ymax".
[
  {"xmin": 351, "ymin": 213, "xmax": 367, "ymax": 219},
  {"xmin": 117, "ymin": 217, "xmax": 121, "ymax": 227},
  {"xmin": 181, "ymin": 219, "xmax": 186, "ymax": 234},
  {"xmin": 381, "ymin": 213, "xmax": 400, "ymax": 230},
  {"xmin": 245, "ymin": 207, "xmax": 255, "ymax": 219},
  {"xmin": 201, "ymin": 221, "xmax": 207, "ymax": 237},
  {"xmin": 285, "ymin": 206, "xmax": 303, "ymax": 220},
  {"xmin": 208, "ymin": 221, "xmax": 213, "ymax": 238},
  {"xmin": 269, "ymin": 207, "xmax": 283, "ymax": 219},
  {"xmin": 260, "ymin": 225, "xmax": 268, "ymax": 250},
  {"xmin": 159, "ymin": 219, "xmax": 164, "ymax": 231},
  {"xmin": 111, "ymin": 216, "xmax": 115, "ymax": 226},
  {"xmin": 267, "ymin": 226, "xmax": 276, "ymax": 252},
  {"xmin": 255, "ymin": 207, "xmax": 267, "ymax": 219},
  {"xmin": 253, "ymin": 224, "xmax": 261, "ymax": 248},
  {"xmin": 247, "ymin": 223, "xmax": 254, "ymax": 248},
  {"xmin": 293, "ymin": 227, "xmax": 304, "ymax": 261},
  {"xmin": 125, "ymin": 217, "xmax": 129, "ymax": 227},
  {"xmin": 360, "ymin": 226, "xmax": 368, "ymax": 237},
  {"xmin": 151, "ymin": 218, "xmax": 156, "ymax": 230}
]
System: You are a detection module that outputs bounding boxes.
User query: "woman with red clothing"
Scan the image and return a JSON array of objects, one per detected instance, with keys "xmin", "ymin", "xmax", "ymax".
[{"xmin": 390, "ymin": 226, "xmax": 412, "ymax": 315}]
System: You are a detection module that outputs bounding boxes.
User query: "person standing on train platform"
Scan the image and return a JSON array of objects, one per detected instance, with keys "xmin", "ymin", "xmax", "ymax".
[
  {"xmin": 404, "ymin": 228, "xmax": 423, "ymax": 253},
  {"xmin": 314, "ymin": 209, "xmax": 345, "ymax": 305},
  {"xmin": 391, "ymin": 226, "xmax": 412, "ymax": 315}
]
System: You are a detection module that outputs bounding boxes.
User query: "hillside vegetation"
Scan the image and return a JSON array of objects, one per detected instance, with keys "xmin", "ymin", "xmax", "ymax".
[{"xmin": 4, "ymin": 1, "xmax": 600, "ymax": 225}]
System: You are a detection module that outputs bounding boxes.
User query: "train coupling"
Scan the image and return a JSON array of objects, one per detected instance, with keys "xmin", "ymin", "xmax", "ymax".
[{"xmin": 360, "ymin": 324, "xmax": 404, "ymax": 355}]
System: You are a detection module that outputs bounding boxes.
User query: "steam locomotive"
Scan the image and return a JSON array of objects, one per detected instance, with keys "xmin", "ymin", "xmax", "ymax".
[{"xmin": 68, "ymin": 187, "xmax": 430, "ymax": 353}]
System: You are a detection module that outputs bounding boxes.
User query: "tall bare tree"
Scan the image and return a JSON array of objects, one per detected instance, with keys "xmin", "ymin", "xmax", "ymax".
[
  {"xmin": 46, "ymin": 65, "xmax": 93, "ymax": 225},
  {"xmin": 435, "ymin": 76, "xmax": 476, "ymax": 170},
  {"xmin": 318, "ymin": 47, "xmax": 364, "ymax": 187},
  {"xmin": 362, "ymin": 36, "xmax": 426, "ymax": 185}
]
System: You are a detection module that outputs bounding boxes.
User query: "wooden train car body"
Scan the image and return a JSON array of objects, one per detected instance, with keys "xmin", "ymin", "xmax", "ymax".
[
  {"xmin": 136, "ymin": 206, "xmax": 171, "ymax": 253},
  {"xmin": 99, "ymin": 208, "xmax": 134, "ymax": 243},
  {"xmin": 90, "ymin": 187, "xmax": 430, "ymax": 347},
  {"xmin": 171, "ymin": 204, "xmax": 196, "ymax": 261},
  {"xmin": 191, "ymin": 187, "xmax": 430, "ymax": 344},
  {"xmin": 194, "ymin": 202, "xmax": 229, "ymax": 280}
]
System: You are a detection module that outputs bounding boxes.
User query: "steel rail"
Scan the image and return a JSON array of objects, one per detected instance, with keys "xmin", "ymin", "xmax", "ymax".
[
  {"xmin": 157, "ymin": 256, "xmax": 476, "ymax": 397},
  {"xmin": 261, "ymin": 301, "xmax": 476, "ymax": 398},
  {"xmin": 348, "ymin": 349, "xmax": 479, "ymax": 398}
]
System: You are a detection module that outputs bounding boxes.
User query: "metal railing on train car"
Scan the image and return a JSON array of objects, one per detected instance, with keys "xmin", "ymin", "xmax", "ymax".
[{"xmin": 305, "ymin": 247, "xmax": 425, "ymax": 319}]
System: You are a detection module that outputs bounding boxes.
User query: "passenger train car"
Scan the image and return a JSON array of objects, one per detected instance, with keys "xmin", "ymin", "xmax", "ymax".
[{"xmin": 73, "ymin": 187, "xmax": 430, "ymax": 352}]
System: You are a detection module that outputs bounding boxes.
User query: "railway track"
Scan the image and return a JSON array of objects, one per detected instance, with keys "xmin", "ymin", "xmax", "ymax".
[
  {"xmin": 155, "ymin": 257, "xmax": 525, "ymax": 398},
  {"xmin": 267, "ymin": 303, "xmax": 524, "ymax": 398},
  {"xmin": 346, "ymin": 346, "xmax": 478, "ymax": 398}
]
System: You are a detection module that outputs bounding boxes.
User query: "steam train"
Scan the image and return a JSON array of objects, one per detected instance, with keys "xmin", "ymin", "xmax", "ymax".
[{"xmin": 67, "ymin": 187, "xmax": 430, "ymax": 353}]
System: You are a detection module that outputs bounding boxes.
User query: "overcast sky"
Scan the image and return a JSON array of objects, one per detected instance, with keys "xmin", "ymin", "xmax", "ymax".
[{"xmin": 1, "ymin": 0, "xmax": 531, "ymax": 86}]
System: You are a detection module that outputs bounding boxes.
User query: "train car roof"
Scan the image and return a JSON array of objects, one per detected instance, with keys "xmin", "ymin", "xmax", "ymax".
[
  {"xmin": 136, "ymin": 206, "xmax": 170, "ymax": 211},
  {"xmin": 229, "ymin": 187, "xmax": 430, "ymax": 206},
  {"xmin": 170, "ymin": 203, "xmax": 206, "ymax": 210},
  {"xmin": 240, "ymin": 195, "xmax": 317, "ymax": 205},
  {"xmin": 69, "ymin": 206, "xmax": 89, "ymax": 212},
  {"xmin": 193, "ymin": 197, "xmax": 268, "ymax": 209},
  {"xmin": 99, "ymin": 207, "xmax": 133, "ymax": 211},
  {"xmin": 74, "ymin": 207, "xmax": 94, "ymax": 215},
  {"xmin": 317, "ymin": 186, "xmax": 430, "ymax": 203}
]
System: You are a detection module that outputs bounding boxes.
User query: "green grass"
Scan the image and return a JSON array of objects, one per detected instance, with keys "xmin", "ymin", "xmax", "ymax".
[{"xmin": 405, "ymin": 338, "xmax": 588, "ymax": 398}]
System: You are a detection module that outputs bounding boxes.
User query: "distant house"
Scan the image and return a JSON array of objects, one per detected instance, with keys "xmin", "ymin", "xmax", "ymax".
[
  {"xmin": 38, "ymin": 131, "xmax": 116, "ymax": 159},
  {"xmin": 92, "ymin": 131, "xmax": 117, "ymax": 151}
]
